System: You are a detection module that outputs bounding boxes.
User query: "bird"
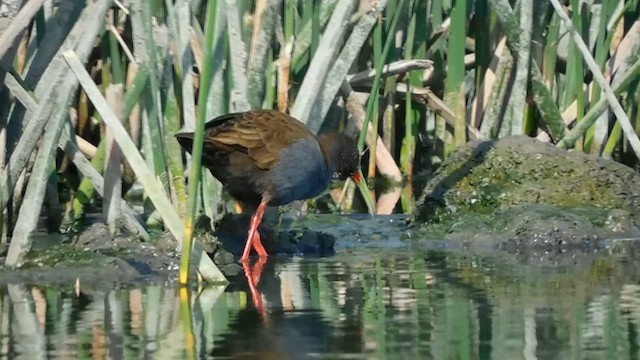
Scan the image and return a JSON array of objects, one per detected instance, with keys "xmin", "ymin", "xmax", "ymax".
[{"xmin": 175, "ymin": 109, "xmax": 375, "ymax": 262}]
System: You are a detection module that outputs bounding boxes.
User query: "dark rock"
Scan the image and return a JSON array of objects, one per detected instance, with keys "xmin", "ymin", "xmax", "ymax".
[
  {"xmin": 220, "ymin": 263, "xmax": 243, "ymax": 276},
  {"xmin": 73, "ymin": 223, "xmax": 112, "ymax": 249},
  {"xmin": 154, "ymin": 232, "xmax": 178, "ymax": 253},
  {"xmin": 213, "ymin": 248, "xmax": 235, "ymax": 265},
  {"xmin": 294, "ymin": 230, "xmax": 335, "ymax": 256},
  {"xmin": 213, "ymin": 212, "xmax": 337, "ymax": 256}
]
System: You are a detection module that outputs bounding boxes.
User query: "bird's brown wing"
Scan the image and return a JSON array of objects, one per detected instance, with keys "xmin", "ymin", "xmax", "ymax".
[{"xmin": 204, "ymin": 110, "xmax": 314, "ymax": 169}]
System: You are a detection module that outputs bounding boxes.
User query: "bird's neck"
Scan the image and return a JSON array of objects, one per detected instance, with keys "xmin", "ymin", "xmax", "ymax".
[{"xmin": 317, "ymin": 133, "xmax": 340, "ymax": 173}]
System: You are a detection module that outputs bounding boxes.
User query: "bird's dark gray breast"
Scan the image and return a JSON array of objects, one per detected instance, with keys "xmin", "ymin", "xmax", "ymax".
[{"xmin": 267, "ymin": 138, "xmax": 329, "ymax": 206}]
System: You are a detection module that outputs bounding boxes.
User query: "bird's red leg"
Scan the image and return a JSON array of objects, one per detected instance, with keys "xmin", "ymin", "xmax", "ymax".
[
  {"xmin": 240, "ymin": 202, "xmax": 268, "ymax": 262},
  {"xmin": 251, "ymin": 231, "xmax": 267, "ymax": 257}
]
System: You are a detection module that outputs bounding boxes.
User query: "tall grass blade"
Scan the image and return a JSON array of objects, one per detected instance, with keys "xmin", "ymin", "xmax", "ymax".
[
  {"xmin": 4, "ymin": 0, "xmax": 112, "ymax": 266},
  {"xmin": 357, "ymin": 0, "xmax": 407, "ymax": 152},
  {"xmin": 136, "ymin": 0, "xmax": 170, "ymax": 192},
  {"xmin": 180, "ymin": 0, "xmax": 229, "ymax": 284},
  {"xmin": 225, "ymin": 0, "xmax": 250, "ymax": 112},
  {"xmin": 444, "ymin": 0, "xmax": 466, "ymax": 151},
  {"xmin": 585, "ymin": 3, "xmax": 614, "ymax": 153},
  {"xmin": 246, "ymin": 0, "xmax": 283, "ymax": 108},
  {"xmin": 0, "ymin": 0, "xmax": 47, "ymax": 59},
  {"xmin": 470, "ymin": 38, "xmax": 506, "ymax": 128},
  {"xmin": 474, "ymin": 0, "xmax": 491, "ymax": 90},
  {"xmin": 600, "ymin": 19, "xmax": 640, "ymax": 157},
  {"xmin": 542, "ymin": 13, "xmax": 560, "ymax": 89},
  {"xmin": 310, "ymin": 0, "xmax": 390, "ymax": 134},
  {"xmin": 104, "ymin": 84, "xmax": 125, "ymax": 231},
  {"xmin": 400, "ymin": 0, "xmax": 421, "ymax": 213},
  {"xmin": 490, "ymin": 0, "xmax": 566, "ymax": 141},
  {"xmin": 501, "ymin": 0, "xmax": 532, "ymax": 136},
  {"xmin": 367, "ymin": 18, "xmax": 383, "ymax": 193},
  {"xmin": 73, "ymin": 67, "xmax": 150, "ymax": 225},
  {"xmin": 550, "ymin": 0, "xmax": 640, "ymax": 159},
  {"xmin": 59, "ymin": 120, "xmax": 149, "ymax": 238},
  {"xmin": 290, "ymin": 0, "xmax": 358, "ymax": 125},
  {"xmin": 291, "ymin": 0, "xmax": 338, "ymax": 73},
  {"xmin": 480, "ymin": 46, "xmax": 514, "ymax": 139},
  {"xmin": 558, "ymin": 56, "xmax": 640, "ymax": 149},
  {"xmin": 0, "ymin": 0, "xmax": 107, "ymax": 214}
]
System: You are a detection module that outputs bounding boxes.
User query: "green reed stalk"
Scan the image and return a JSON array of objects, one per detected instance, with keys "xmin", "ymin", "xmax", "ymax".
[
  {"xmin": 357, "ymin": 0, "xmax": 407, "ymax": 152},
  {"xmin": 140, "ymin": 1, "xmax": 169, "ymax": 191},
  {"xmin": 542, "ymin": 13, "xmax": 559, "ymax": 89},
  {"xmin": 367, "ymin": 19, "xmax": 382, "ymax": 182},
  {"xmin": 400, "ymin": 0, "xmax": 425, "ymax": 213},
  {"xmin": 586, "ymin": 1, "xmax": 618, "ymax": 153},
  {"xmin": 180, "ymin": 0, "xmax": 219, "ymax": 285},
  {"xmin": 444, "ymin": 0, "xmax": 466, "ymax": 153},
  {"xmin": 572, "ymin": 0, "xmax": 586, "ymax": 145},
  {"xmin": 558, "ymin": 57, "xmax": 640, "ymax": 149},
  {"xmin": 73, "ymin": 68, "xmax": 149, "ymax": 226}
]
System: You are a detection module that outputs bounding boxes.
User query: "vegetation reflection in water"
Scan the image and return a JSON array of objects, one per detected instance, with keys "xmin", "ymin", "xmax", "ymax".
[{"xmin": 2, "ymin": 246, "xmax": 640, "ymax": 359}]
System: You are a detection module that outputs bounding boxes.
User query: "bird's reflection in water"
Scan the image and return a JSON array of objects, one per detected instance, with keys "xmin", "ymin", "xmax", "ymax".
[{"xmin": 212, "ymin": 258, "xmax": 337, "ymax": 359}]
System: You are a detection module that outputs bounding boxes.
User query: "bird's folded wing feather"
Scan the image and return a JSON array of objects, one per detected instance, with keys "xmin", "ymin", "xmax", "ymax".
[{"xmin": 203, "ymin": 110, "xmax": 313, "ymax": 170}]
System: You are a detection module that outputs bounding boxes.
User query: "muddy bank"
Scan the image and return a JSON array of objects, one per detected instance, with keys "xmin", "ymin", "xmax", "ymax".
[
  {"xmin": 0, "ymin": 224, "xmax": 191, "ymax": 290},
  {"xmin": 414, "ymin": 136, "xmax": 640, "ymax": 249},
  {"xmin": 0, "ymin": 222, "xmax": 242, "ymax": 289},
  {"xmin": 0, "ymin": 216, "xmax": 342, "ymax": 289}
]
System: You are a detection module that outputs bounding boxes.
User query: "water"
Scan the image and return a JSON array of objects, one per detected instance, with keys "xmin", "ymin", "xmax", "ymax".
[{"xmin": 2, "ymin": 242, "xmax": 640, "ymax": 359}]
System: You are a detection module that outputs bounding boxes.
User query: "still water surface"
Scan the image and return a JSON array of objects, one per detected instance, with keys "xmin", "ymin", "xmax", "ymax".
[{"xmin": 2, "ymin": 243, "xmax": 640, "ymax": 359}]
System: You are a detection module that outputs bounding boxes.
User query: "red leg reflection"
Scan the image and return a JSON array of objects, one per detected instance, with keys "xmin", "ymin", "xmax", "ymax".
[{"xmin": 242, "ymin": 250, "xmax": 267, "ymax": 320}]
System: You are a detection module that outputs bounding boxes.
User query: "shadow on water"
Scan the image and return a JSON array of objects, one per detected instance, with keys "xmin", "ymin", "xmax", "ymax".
[{"xmin": 2, "ymin": 238, "xmax": 640, "ymax": 359}]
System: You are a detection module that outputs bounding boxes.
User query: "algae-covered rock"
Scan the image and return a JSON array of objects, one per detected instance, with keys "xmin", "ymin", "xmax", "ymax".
[{"xmin": 414, "ymin": 136, "xmax": 640, "ymax": 247}]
